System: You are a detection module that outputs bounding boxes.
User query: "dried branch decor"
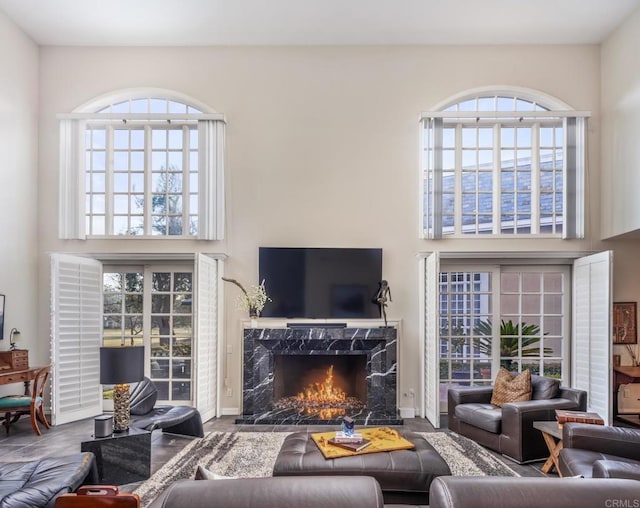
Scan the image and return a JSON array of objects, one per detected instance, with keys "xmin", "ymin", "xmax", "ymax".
[{"xmin": 222, "ymin": 277, "xmax": 270, "ymax": 318}]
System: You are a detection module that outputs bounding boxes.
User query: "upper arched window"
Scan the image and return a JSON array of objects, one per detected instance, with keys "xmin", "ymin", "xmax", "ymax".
[
  {"xmin": 421, "ymin": 89, "xmax": 588, "ymax": 239},
  {"xmin": 59, "ymin": 91, "xmax": 225, "ymax": 240}
]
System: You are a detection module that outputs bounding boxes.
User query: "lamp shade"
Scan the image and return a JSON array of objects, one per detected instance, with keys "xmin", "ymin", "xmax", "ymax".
[{"xmin": 100, "ymin": 346, "xmax": 145, "ymax": 385}]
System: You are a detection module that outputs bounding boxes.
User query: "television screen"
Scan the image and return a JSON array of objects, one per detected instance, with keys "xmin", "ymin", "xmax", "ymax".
[{"xmin": 259, "ymin": 247, "xmax": 383, "ymax": 319}]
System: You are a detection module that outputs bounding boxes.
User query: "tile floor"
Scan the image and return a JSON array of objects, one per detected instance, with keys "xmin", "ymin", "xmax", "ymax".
[{"xmin": 1, "ymin": 413, "xmax": 548, "ymax": 482}]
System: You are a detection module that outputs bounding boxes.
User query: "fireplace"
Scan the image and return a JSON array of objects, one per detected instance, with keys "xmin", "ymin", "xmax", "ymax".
[
  {"xmin": 237, "ymin": 326, "xmax": 401, "ymax": 425},
  {"xmin": 273, "ymin": 355, "xmax": 367, "ymax": 419}
]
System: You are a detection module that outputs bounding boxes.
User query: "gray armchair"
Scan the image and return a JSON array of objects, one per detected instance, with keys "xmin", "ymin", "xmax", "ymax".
[
  {"xmin": 558, "ymin": 423, "xmax": 640, "ymax": 479},
  {"xmin": 448, "ymin": 375, "xmax": 586, "ymax": 463}
]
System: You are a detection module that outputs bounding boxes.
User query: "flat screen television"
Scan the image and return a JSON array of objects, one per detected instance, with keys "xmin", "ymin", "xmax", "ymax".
[{"xmin": 259, "ymin": 247, "xmax": 383, "ymax": 319}]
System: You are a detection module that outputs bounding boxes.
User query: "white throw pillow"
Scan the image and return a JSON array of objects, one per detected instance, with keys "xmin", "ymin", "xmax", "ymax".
[{"xmin": 194, "ymin": 465, "xmax": 237, "ymax": 480}]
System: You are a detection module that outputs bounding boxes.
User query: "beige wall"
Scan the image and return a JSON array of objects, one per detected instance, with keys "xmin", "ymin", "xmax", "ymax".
[
  {"xmin": 601, "ymin": 8, "xmax": 640, "ymax": 365},
  {"xmin": 0, "ymin": 11, "xmax": 39, "ymax": 394},
  {"xmin": 601, "ymin": 7, "xmax": 640, "ymax": 239},
  {"xmin": 36, "ymin": 45, "xmax": 609, "ymax": 412}
]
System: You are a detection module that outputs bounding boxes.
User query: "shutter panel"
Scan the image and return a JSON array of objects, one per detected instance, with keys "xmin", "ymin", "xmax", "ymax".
[
  {"xmin": 572, "ymin": 251, "xmax": 612, "ymax": 425},
  {"xmin": 198, "ymin": 120, "xmax": 225, "ymax": 240},
  {"xmin": 563, "ymin": 117, "xmax": 586, "ymax": 239},
  {"xmin": 195, "ymin": 253, "xmax": 222, "ymax": 421},
  {"xmin": 421, "ymin": 118, "xmax": 443, "ymax": 240},
  {"xmin": 58, "ymin": 119, "xmax": 86, "ymax": 240},
  {"xmin": 422, "ymin": 252, "xmax": 440, "ymax": 428},
  {"xmin": 50, "ymin": 253, "xmax": 103, "ymax": 425}
]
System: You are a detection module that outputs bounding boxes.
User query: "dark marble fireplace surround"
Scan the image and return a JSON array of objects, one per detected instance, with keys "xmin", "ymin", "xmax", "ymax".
[{"xmin": 237, "ymin": 325, "xmax": 401, "ymax": 425}]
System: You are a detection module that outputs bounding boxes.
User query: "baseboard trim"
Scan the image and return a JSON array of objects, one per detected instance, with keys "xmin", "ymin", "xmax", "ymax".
[
  {"xmin": 221, "ymin": 407, "xmax": 241, "ymax": 416},
  {"xmin": 399, "ymin": 407, "xmax": 416, "ymax": 418}
]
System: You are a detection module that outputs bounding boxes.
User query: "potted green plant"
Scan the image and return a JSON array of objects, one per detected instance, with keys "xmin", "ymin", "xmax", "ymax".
[{"xmin": 475, "ymin": 319, "xmax": 552, "ymax": 371}]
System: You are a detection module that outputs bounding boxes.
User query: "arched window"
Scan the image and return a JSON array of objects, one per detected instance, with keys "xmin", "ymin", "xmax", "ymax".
[
  {"xmin": 59, "ymin": 90, "xmax": 225, "ymax": 240},
  {"xmin": 421, "ymin": 88, "xmax": 588, "ymax": 239}
]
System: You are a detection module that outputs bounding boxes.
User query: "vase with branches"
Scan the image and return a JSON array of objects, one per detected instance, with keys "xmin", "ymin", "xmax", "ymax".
[
  {"xmin": 222, "ymin": 277, "xmax": 270, "ymax": 319},
  {"xmin": 626, "ymin": 344, "xmax": 640, "ymax": 367}
]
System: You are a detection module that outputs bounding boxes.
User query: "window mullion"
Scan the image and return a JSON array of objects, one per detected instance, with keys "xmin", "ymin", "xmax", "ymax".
[
  {"xmin": 454, "ymin": 124, "xmax": 462, "ymax": 235},
  {"xmin": 144, "ymin": 125, "xmax": 152, "ymax": 235},
  {"xmin": 182, "ymin": 126, "xmax": 190, "ymax": 225},
  {"xmin": 432, "ymin": 119, "xmax": 443, "ymax": 239},
  {"xmin": 106, "ymin": 126, "xmax": 114, "ymax": 236},
  {"xmin": 491, "ymin": 266, "xmax": 501, "ymax": 375},
  {"xmin": 143, "ymin": 265, "xmax": 152, "ymax": 378},
  {"xmin": 492, "ymin": 123, "xmax": 501, "ymax": 234},
  {"xmin": 531, "ymin": 122, "xmax": 541, "ymax": 233}
]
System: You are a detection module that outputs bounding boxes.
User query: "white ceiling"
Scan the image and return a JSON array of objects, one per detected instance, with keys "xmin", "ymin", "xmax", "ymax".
[{"xmin": 1, "ymin": 0, "xmax": 639, "ymax": 47}]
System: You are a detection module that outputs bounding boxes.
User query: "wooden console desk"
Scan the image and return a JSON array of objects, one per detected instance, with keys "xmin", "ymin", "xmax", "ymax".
[
  {"xmin": 613, "ymin": 365, "xmax": 640, "ymax": 427},
  {"xmin": 0, "ymin": 366, "xmax": 42, "ymax": 396}
]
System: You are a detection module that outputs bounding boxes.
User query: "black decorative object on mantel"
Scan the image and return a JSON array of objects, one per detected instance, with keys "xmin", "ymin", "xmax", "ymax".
[{"xmin": 374, "ymin": 280, "xmax": 392, "ymax": 327}]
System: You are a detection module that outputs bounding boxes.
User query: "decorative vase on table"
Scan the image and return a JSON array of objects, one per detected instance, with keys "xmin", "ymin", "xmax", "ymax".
[{"xmin": 249, "ymin": 308, "xmax": 259, "ymax": 328}]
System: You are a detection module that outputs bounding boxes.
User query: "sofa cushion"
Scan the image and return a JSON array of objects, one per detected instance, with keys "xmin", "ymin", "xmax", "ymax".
[
  {"xmin": 559, "ymin": 448, "xmax": 640, "ymax": 478},
  {"xmin": 454, "ymin": 403, "xmax": 502, "ymax": 434},
  {"xmin": 592, "ymin": 459, "xmax": 640, "ymax": 480},
  {"xmin": 148, "ymin": 476, "xmax": 385, "ymax": 508},
  {"xmin": 531, "ymin": 375, "xmax": 560, "ymax": 400},
  {"xmin": 490, "ymin": 368, "xmax": 531, "ymax": 407},
  {"xmin": 0, "ymin": 453, "xmax": 97, "ymax": 508}
]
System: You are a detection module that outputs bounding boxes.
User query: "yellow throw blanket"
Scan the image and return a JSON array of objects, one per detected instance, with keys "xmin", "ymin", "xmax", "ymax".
[{"xmin": 311, "ymin": 427, "xmax": 415, "ymax": 459}]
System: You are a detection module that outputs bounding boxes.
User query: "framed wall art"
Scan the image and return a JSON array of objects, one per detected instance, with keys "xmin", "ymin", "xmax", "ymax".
[
  {"xmin": 613, "ymin": 301, "xmax": 637, "ymax": 344},
  {"xmin": 0, "ymin": 294, "xmax": 4, "ymax": 340}
]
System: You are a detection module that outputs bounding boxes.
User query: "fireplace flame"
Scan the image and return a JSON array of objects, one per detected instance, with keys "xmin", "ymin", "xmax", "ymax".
[
  {"xmin": 296, "ymin": 365, "xmax": 346, "ymax": 404},
  {"xmin": 274, "ymin": 364, "xmax": 365, "ymax": 419}
]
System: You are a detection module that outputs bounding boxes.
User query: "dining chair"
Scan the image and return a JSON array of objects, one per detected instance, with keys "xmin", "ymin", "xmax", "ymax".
[{"xmin": 0, "ymin": 365, "xmax": 51, "ymax": 436}]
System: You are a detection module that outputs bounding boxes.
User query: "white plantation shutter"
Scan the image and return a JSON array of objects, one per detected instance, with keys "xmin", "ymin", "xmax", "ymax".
[
  {"xmin": 195, "ymin": 253, "xmax": 223, "ymax": 421},
  {"xmin": 198, "ymin": 120, "xmax": 225, "ymax": 240},
  {"xmin": 58, "ymin": 118, "xmax": 86, "ymax": 240},
  {"xmin": 572, "ymin": 251, "xmax": 613, "ymax": 425},
  {"xmin": 422, "ymin": 252, "xmax": 440, "ymax": 428},
  {"xmin": 50, "ymin": 254, "xmax": 103, "ymax": 425}
]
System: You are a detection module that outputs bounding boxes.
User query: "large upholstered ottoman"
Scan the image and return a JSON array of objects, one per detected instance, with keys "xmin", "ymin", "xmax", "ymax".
[{"xmin": 273, "ymin": 431, "xmax": 451, "ymax": 505}]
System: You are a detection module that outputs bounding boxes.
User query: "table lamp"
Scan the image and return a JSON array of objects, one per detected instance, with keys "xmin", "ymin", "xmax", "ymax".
[
  {"xmin": 100, "ymin": 346, "xmax": 145, "ymax": 432},
  {"xmin": 9, "ymin": 328, "xmax": 20, "ymax": 351}
]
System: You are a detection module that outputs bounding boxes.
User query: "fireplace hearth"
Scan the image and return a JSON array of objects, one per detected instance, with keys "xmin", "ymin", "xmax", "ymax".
[{"xmin": 237, "ymin": 326, "xmax": 401, "ymax": 425}]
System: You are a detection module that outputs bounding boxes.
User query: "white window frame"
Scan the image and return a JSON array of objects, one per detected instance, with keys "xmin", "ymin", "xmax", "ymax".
[
  {"xmin": 52, "ymin": 251, "xmax": 225, "ymax": 425},
  {"xmin": 420, "ymin": 88, "xmax": 588, "ymax": 240},
  {"xmin": 420, "ymin": 251, "xmax": 612, "ymax": 421},
  {"xmin": 58, "ymin": 90, "xmax": 225, "ymax": 240}
]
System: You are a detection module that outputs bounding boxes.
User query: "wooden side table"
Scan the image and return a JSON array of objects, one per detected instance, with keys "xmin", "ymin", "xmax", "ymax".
[{"xmin": 533, "ymin": 421, "xmax": 563, "ymax": 474}]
